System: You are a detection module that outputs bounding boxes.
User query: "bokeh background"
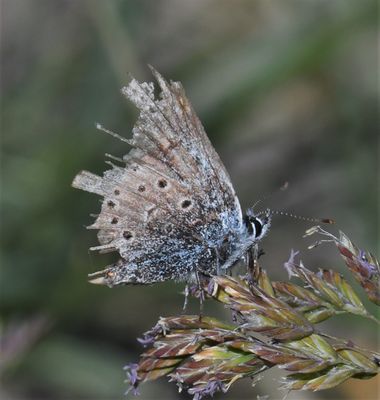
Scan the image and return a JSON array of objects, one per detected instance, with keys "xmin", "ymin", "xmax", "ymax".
[{"xmin": 1, "ymin": 0, "xmax": 378, "ymax": 399}]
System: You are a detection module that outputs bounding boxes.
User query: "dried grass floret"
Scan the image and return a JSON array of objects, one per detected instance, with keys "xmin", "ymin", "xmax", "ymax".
[{"xmin": 126, "ymin": 230, "xmax": 379, "ymax": 398}]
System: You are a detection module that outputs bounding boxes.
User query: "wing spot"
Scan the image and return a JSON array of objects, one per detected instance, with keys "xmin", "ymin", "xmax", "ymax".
[
  {"xmin": 181, "ymin": 199, "xmax": 192, "ymax": 209},
  {"xmin": 123, "ymin": 231, "xmax": 133, "ymax": 240},
  {"xmin": 158, "ymin": 179, "xmax": 167, "ymax": 188},
  {"xmin": 114, "ymin": 189, "xmax": 120, "ymax": 196},
  {"xmin": 138, "ymin": 185, "xmax": 146, "ymax": 192},
  {"xmin": 107, "ymin": 200, "xmax": 115, "ymax": 208},
  {"xmin": 111, "ymin": 217, "xmax": 118, "ymax": 224}
]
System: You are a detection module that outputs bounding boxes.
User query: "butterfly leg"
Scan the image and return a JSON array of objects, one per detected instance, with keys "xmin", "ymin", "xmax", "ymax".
[
  {"xmin": 214, "ymin": 247, "xmax": 221, "ymax": 275},
  {"xmin": 246, "ymin": 245, "xmax": 268, "ymax": 287},
  {"xmin": 246, "ymin": 245, "xmax": 259, "ymax": 284},
  {"xmin": 195, "ymin": 269, "xmax": 204, "ymax": 319}
]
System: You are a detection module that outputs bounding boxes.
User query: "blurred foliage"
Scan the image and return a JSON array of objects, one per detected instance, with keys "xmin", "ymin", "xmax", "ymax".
[{"xmin": 1, "ymin": 0, "xmax": 378, "ymax": 399}]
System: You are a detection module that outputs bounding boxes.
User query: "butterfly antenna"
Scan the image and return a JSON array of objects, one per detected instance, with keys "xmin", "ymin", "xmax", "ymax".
[
  {"xmin": 252, "ymin": 181, "xmax": 289, "ymax": 209},
  {"xmin": 95, "ymin": 123, "xmax": 129, "ymax": 143},
  {"xmin": 269, "ymin": 209, "xmax": 334, "ymax": 225}
]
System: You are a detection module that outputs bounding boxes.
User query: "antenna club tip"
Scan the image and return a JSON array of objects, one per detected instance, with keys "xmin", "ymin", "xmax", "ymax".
[{"xmin": 321, "ymin": 218, "xmax": 335, "ymax": 224}]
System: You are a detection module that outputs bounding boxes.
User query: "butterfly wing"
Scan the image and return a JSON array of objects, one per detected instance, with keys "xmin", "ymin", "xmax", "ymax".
[{"xmin": 72, "ymin": 68, "xmax": 243, "ymax": 285}]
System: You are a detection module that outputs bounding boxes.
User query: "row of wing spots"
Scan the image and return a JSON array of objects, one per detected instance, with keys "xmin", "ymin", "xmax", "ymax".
[
  {"xmin": 124, "ymin": 158, "xmax": 210, "ymax": 221},
  {"xmin": 102, "ymin": 163, "xmax": 203, "ymax": 224},
  {"xmin": 125, "ymin": 153, "xmax": 192, "ymax": 195},
  {"xmin": 88, "ymin": 224, "xmax": 141, "ymax": 255},
  {"xmin": 113, "ymin": 171, "xmax": 194, "ymax": 219},
  {"xmin": 88, "ymin": 206, "xmax": 143, "ymax": 228},
  {"xmin": 100, "ymin": 160, "xmax": 188, "ymax": 207}
]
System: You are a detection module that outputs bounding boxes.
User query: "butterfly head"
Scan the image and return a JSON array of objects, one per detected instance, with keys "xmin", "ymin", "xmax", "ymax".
[{"xmin": 244, "ymin": 208, "xmax": 271, "ymax": 242}]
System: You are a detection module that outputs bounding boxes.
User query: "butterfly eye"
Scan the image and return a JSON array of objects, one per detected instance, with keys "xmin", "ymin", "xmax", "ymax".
[{"xmin": 252, "ymin": 218, "xmax": 263, "ymax": 238}]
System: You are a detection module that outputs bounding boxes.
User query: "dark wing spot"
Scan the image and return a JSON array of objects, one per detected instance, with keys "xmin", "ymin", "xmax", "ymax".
[
  {"xmin": 111, "ymin": 217, "xmax": 118, "ymax": 224},
  {"xmin": 158, "ymin": 179, "xmax": 167, "ymax": 188},
  {"xmin": 181, "ymin": 200, "xmax": 192, "ymax": 209},
  {"xmin": 123, "ymin": 231, "xmax": 133, "ymax": 240},
  {"xmin": 138, "ymin": 185, "xmax": 146, "ymax": 192},
  {"xmin": 107, "ymin": 200, "xmax": 115, "ymax": 208},
  {"xmin": 114, "ymin": 189, "xmax": 120, "ymax": 196}
]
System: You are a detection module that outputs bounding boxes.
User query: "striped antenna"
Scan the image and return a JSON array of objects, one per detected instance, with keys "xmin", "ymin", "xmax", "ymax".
[{"xmin": 269, "ymin": 209, "xmax": 334, "ymax": 224}]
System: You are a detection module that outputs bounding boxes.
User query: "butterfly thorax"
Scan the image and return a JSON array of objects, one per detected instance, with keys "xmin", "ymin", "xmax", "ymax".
[{"xmin": 214, "ymin": 210, "xmax": 271, "ymax": 273}]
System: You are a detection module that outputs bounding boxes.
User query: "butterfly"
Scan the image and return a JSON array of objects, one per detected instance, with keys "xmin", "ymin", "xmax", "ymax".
[{"xmin": 72, "ymin": 67, "xmax": 271, "ymax": 287}]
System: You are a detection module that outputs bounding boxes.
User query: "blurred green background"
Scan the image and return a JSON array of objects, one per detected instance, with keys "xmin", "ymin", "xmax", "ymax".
[{"xmin": 1, "ymin": 0, "xmax": 378, "ymax": 399}]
